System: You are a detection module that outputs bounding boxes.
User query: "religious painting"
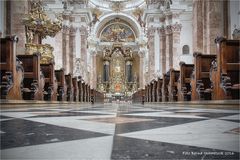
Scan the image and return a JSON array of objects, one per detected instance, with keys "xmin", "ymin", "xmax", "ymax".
[
  {"xmin": 100, "ymin": 23, "xmax": 135, "ymax": 42},
  {"xmin": 115, "ymin": 84, "xmax": 121, "ymax": 92}
]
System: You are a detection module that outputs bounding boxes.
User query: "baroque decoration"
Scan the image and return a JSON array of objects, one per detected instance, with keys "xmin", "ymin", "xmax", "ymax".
[
  {"xmin": 100, "ymin": 23, "xmax": 135, "ymax": 42},
  {"xmin": 22, "ymin": 0, "xmax": 62, "ymax": 64},
  {"xmin": 97, "ymin": 46, "xmax": 138, "ymax": 96}
]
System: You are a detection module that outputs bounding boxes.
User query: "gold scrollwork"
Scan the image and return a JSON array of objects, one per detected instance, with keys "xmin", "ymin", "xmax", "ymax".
[
  {"xmin": 25, "ymin": 43, "xmax": 54, "ymax": 64},
  {"xmin": 22, "ymin": 1, "xmax": 62, "ymax": 39}
]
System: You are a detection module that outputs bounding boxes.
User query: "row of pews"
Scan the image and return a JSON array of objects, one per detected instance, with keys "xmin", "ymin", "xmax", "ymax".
[
  {"xmin": 0, "ymin": 36, "xmax": 104, "ymax": 103},
  {"xmin": 132, "ymin": 37, "xmax": 240, "ymax": 103}
]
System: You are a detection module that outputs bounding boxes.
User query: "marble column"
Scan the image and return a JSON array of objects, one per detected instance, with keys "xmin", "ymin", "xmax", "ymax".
[
  {"xmin": 158, "ymin": 27, "xmax": 166, "ymax": 74},
  {"xmin": 147, "ymin": 26, "xmax": 155, "ymax": 80},
  {"xmin": 165, "ymin": 25, "xmax": 173, "ymax": 72},
  {"xmin": 69, "ymin": 26, "xmax": 76, "ymax": 74},
  {"xmin": 91, "ymin": 52, "xmax": 97, "ymax": 89},
  {"xmin": 80, "ymin": 26, "xmax": 88, "ymax": 81},
  {"xmin": 192, "ymin": 0, "xmax": 203, "ymax": 53},
  {"xmin": 202, "ymin": 0, "xmax": 207, "ymax": 54},
  {"xmin": 172, "ymin": 23, "xmax": 182, "ymax": 69},
  {"xmin": 8, "ymin": 0, "xmax": 28, "ymax": 55},
  {"xmin": 54, "ymin": 32, "xmax": 63, "ymax": 70},
  {"xmin": 205, "ymin": 0, "xmax": 225, "ymax": 54},
  {"xmin": 139, "ymin": 51, "xmax": 145, "ymax": 89},
  {"xmin": 193, "ymin": 0, "xmax": 225, "ymax": 54},
  {"xmin": 62, "ymin": 25, "xmax": 70, "ymax": 74}
]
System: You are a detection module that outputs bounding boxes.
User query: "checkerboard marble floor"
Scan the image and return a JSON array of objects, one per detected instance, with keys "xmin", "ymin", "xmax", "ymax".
[{"xmin": 1, "ymin": 103, "xmax": 239, "ymax": 160}]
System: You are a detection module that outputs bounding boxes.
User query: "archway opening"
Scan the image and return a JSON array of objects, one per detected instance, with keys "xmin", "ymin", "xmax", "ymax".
[{"xmin": 94, "ymin": 16, "xmax": 141, "ymax": 102}]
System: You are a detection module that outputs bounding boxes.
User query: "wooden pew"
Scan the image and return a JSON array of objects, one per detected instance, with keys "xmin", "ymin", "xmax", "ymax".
[
  {"xmin": 85, "ymin": 84, "xmax": 88, "ymax": 102},
  {"xmin": 90, "ymin": 89, "xmax": 94, "ymax": 103},
  {"xmin": 177, "ymin": 62, "xmax": 194, "ymax": 101},
  {"xmin": 141, "ymin": 89, "xmax": 145, "ymax": 104},
  {"xmin": 82, "ymin": 82, "xmax": 86, "ymax": 102},
  {"xmin": 72, "ymin": 77, "xmax": 79, "ymax": 101},
  {"xmin": 210, "ymin": 37, "xmax": 240, "ymax": 100},
  {"xmin": 132, "ymin": 90, "xmax": 138, "ymax": 103},
  {"xmin": 41, "ymin": 63, "xmax": 58, "ymax": 101},
  {"xmin": 149, "ymin": 82, "xmax": 153, "ymax": 102},
  {"xmin": 65, "ymin": 74, "xmax": 73, "ymax": 101},
  {"xmin": 132, "ymin": 89, "xmax": 145, "ymax": 104},
  {"xmin": 0, "ymin": 36, "xmax": 23, "ymax": 100},
  {"xmin": 168, "ymin": 68, "xmax": 180, "ymax": 101},
  {"xmin": 162, "ymin": 71, "xmax": 170, "ymax": 102},
  {"xmin": 87, "ymin": 85, "xmax": 91, "ymax": 102},
  {"xmin": 156, "ymin": 78, "xmax": 163, "ymax": 102},
  {"xmin": 17, "ymin": 53, "xmax": 45, "ymax": 100},
  {"xmin": 91, "ymin": 89, "xmax": 104, "ymax": 103},
  {"xmin": 78, "ymin": 80, "xmax": 82, "ymax": 102},
  {"xmin": 190, "ymin": 52, "xmax": 216, "ymax": 100},
  {"xmin": 148, "ymin": 84, "xmax": 151, "ymax": 102},
  {"xmin": 145, "ymin": 85, "xmax": 149, "ymax": 102},
  {"xmin": 152, "ymin": 80, "xmax": 158, "ymax": 102},
  {"xmin": 55, "ymin": 69, "xmax": 67, "ymax": 101}
]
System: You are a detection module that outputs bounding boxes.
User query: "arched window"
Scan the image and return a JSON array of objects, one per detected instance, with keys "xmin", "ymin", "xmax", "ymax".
[{"xmin": 182, "ymin": 45, "xmax": 190, "ymax": 55}]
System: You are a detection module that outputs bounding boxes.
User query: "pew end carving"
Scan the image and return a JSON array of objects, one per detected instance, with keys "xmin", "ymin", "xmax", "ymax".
[
  {"xmin": 65, "ymin": 74, "xmax": 73, "ymax": 101},
  {"xmin": 210, "ymin": 37, "xmax": 240, "ymax": 100},
  {"xmin": 177, "ymin": 62, "xmax": 194, "ymax": 101},
  {"xmin": 41, "ymin": 63, "xmax": 58, "ymax": 101},
  {"xmin": 0, "ymin": 36, "xmax": 24, "ymax": 100},
  {"xmin": 190, "ymin": 52, "xmax": 216, "ymax": 100},
  {"xmin": 17, "ymin": 53, "xmax": 45, "ymax": 100},
  {"xmin": 72, "ymin": 77, "xmax": 79, "ymax": 102},
  {"xmin": 168, "ymin": 68, "xmax": 180, "ymax": 101},
  {"xmin": 55, "ymin": 69, "xmax": 67, "ymax": 101},
  {"xmin": 162, "ymin": 72, "xmax": 170, "ymax": 102},
  {"xmin": 157, "ymin": 78, "xmax": 163, "ymax": 102}
]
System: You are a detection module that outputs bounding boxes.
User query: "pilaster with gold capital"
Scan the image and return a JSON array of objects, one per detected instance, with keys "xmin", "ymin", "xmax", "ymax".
[
  {"xmin": 157, "ymin": 27, "xmax": 166, "ymax": 37},
  {"xmin": 69, "ymin": 26, "xmax": 77, "ymax": 36},
  {"xmin": 165, "ymin": 25, "xmax": 173, "ymax": 35},
  {"xmin": 147, "ymin": 26, "xmax": 156, "ymax": 38},
  {"xmin": 62, "ymin": 25, "xmax": 70, "ymax": 73},
  {"xmin": 165, "ymin": 25, "xmax": 173, "ymax": 71},
  {"xmin": 172, "ymin": 23, "xmax": 182, "ymax": 69},
  {"xmin": 172, "ymin": 23, "xmax": 182, "ymax": 33},
  {"xmin": 79, "ymin": 25, "xmax": 88, "ymax": 35},
  {"xmin": 62, "ymin": 25, "xmax": 70, "ymax": 34},
  {"xmin": 157, "ymin": 26, "xmax": 167, "ymax": 74},
  {"xmin": 147, "ymin": 26, "xmax": 156, "ymax": 76}
]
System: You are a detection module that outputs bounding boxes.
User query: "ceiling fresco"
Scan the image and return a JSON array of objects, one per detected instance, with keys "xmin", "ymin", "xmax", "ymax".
[{"xmin": 100, "ymin": 23, "xmax": 135, "ymax": 42}]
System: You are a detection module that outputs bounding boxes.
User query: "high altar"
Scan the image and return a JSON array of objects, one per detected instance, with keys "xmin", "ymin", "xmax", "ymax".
[
  {"xmin": 97, "ymin": 45, "xmax": 139, "ymax": 99},
  {"xmin": 95, "ymin": 19, "xmax": 140, "ymax": 98}
]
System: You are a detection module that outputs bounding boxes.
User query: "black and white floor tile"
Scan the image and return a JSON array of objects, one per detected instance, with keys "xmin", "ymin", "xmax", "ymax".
[{"xmin": 0, "ymin": 103, "xmax": 239, "ymax": 159}]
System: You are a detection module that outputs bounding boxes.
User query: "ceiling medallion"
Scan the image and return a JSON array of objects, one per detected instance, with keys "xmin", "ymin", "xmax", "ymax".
[{"xmin": 110, "ymin": 1, "xmax": 125, "ymax": 12}]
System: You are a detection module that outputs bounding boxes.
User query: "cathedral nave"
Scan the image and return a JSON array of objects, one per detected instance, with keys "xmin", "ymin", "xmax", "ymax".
[{"xmin": 0, "ymin": 0, "xmax": 239, "ymax": 159}]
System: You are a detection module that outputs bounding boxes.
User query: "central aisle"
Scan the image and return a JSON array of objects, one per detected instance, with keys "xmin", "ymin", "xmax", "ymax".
[{"xmin": 1, "ymin": 103, "xmax": 239, "ymax": 159}]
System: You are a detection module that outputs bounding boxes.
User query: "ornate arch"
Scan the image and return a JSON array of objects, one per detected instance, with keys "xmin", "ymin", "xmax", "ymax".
[
  {"xmin": 99, "ymin": 22, "xmax": 136, "ymax": 42},
  {"xmin": 93, "ymin": 12, "xmax": 142, "ymax": 39}
]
